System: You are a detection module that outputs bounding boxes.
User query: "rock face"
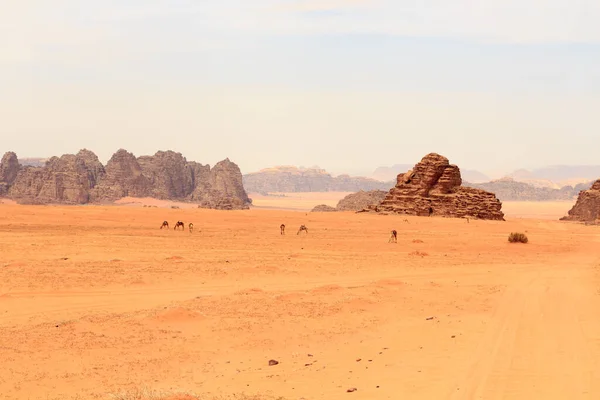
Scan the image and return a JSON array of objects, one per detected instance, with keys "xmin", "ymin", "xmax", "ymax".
[
  {"xmin": 560, "ymin": 180, "xmax": 600, "ymax": 222},
  {"xmin": 243, "ymin": 166, "xmax": 391, "ymax": 194},
  {"xmin": 2, "ymin": 149, "xmax": 251, "ymax": 209},
  {"xmin": 194, "ymin": 159, "xmax": 251, "ymax": 210},
  {"xmin": 359, "ymin": 153, "xmax": 505, "ymax": 220},
  {"xmin": 0, "ymin": 152, "xmax": 20, "ymax": 196},
  {"xmin": 89, "ymin": 149, "xmax": 151, "ymax": 201},
  {"xmin": 8, "ymin": 149, "xmax": 105, "ymax": 204},
  {"xmin": 336, "ymin": 190, "xmax": 388, "ymax": 212}
]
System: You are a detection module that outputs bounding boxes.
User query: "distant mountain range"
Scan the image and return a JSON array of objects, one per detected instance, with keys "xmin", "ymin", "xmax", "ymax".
[
  {"xmin": 243, "ymin": 164, "xmax": 597, "ymax": 202},
  {"xmin": 463, "ymin": 178, "xmax": 592, "ymax": 202},
  {"xmin": 506, "ymin": 165, "xmax": 600, "ymax": 188},
  {"xmin": 243, "ymin": 166, "xmax": 392, "ymax": 194}
]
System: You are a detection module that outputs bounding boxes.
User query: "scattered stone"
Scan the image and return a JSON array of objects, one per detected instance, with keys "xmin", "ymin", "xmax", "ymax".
[
  {"xmin": 346, "ymin": 388, "xmax": 357, "ymax": 393},
  {"xmin": 426, "ymin": 316, "xmax": 435, "ymax": 320},
  {"xmin": 268, "ymin": 359, "xmax": 279, "ymax": 366}
]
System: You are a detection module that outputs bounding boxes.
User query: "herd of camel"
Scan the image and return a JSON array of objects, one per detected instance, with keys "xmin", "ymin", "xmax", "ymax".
[
  {"xmin": 160, "ymin": 221, "xmax": 309, "ymax": 235},
  {"xmin": 159, "ymin": 220, "xmax": 399, "ymax": 242}
]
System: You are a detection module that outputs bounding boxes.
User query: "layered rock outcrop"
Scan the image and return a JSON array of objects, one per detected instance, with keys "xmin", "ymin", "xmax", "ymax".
[
  {"xmin": 359, "ymin": 153, "xmax": 505, "ymax": 220},
  {"xmin": 8, "ymin": 149, "xmax": 105, "ymax": 204},
  {"xmin": 560, "ymin": 180, "xmax": 600, "ymax": 222},
  {"xmin": 1, "ymin": 149, "xmax": 251, "ymax": 209},
  {"xmin": 89, "ymin": 149, "xmax": 151, "ymax": 201},
  {"xmin": 0, "ymin": 152, "xmax": 20, "ymax": 196}
]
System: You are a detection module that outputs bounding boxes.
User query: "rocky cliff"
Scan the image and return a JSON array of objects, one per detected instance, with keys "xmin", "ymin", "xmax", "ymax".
[
  {"xmin": 243, "ymin": 166, "xmax": 391, "ymax": 194},
  {"xmin": 1, "ymin": 149, "xmax": 251, "ymax": 209},
  {"xmin": 560, "ymin": 180, "xmax": 600, "ymax": 222},
  {"xmin": 8, "ymin": 149, "xmax": 105, "ymax": 204},
  {"xmin": 0, "ymin": 152, "xmax": 20, "ymax": 196},
  {"xmin": 359, "ymin": 153, "xmax": 505, "ymax": 220}
]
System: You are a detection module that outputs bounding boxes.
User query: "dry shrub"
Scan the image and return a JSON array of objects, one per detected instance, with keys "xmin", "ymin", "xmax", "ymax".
[
  {"xmin": 412, "ymin": 239, "xmax": 424, "ymax": 243},
  {"xmin": 409, "ymin": 250, "xmax": 428, "ymax": 257},
  {"xmin": 508, "ymin": 232, "xmax": 528, "ymax": 243}
]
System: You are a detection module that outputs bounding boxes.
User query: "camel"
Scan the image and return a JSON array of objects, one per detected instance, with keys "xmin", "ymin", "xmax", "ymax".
[
  {"xmin": 280, "ymin": 224, "xmax": 285, "ymax": 235},
  {"xmin": 174, "ymin": 221, "xmax": 185, "ymax": 230},
  {"xmin": 189, "ymin": 223, "xmax": 194, "ymax": 233},
  {"xmin": 160, "ymin": 221, "xmax": 169, "ymax": 229},
  {"xmin": 389, "ymin": 229, "xmax": 398, "ymax": 243},
  {"xmin": 297, "ymin": 225, "xmax": 308, "ymax": 235}
]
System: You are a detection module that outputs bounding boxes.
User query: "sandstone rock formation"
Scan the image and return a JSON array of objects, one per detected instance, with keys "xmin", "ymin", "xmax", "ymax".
[
  {"xmin": 193, "ymin": 158, "xmax": 250, "ymax": 209},
  {"xmin": 8, "ymin": 149, "xmax": 105, "ymax": 204},
  {"xmin": 336, "ymin": 190, "xmax": 387, "ymax": 212},
  {"xmin": 311, "ymin": 204, "xmax": 337, "ymax": 212},
  {"xmin": 359, "ymin": 153, "xmax": 505, "ymax": 220},
  {"xmin": 560, "ymin": 180, "xmax": 600, "ymax": 222},
  {"xmin": 89, "ymin": 149, "xmax": 150, "ymax": 201},
  {"xmin": 2, "ymin": 149, "xmax": 251, "ymax": 209},
  {"xmin": 0, "ymin": 152, "xmax": 20, "ymax": 196},
  {"xmin": 243, "ymin": 166, "xmax": 391, "ymax": 194}
]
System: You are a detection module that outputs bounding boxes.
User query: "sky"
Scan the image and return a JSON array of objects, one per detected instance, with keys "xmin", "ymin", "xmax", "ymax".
[{"xmin": 1, "ymin": 0, "xmax": 600, "ymax": 178}]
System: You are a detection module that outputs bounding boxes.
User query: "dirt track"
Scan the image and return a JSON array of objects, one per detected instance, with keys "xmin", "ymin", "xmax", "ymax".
[{"xmin": 1, "ymin": 203, "xmax": 600, "ymax": 399}]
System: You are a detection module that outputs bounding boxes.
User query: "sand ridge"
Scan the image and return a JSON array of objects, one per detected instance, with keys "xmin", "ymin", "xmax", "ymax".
[{"xmin": 1, "ymin": 202, "xmax": 600, "ymax": 399}]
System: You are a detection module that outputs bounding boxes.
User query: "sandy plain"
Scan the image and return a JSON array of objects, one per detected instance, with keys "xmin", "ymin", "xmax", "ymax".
[{"xmin": 1, "ymin": 196, "xmax": 600, "ymax": 400}]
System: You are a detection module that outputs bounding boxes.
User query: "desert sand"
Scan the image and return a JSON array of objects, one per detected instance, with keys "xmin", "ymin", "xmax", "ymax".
[{"xmin": 1, "ymin": 199, "xmax": 600, "ymax": 399}]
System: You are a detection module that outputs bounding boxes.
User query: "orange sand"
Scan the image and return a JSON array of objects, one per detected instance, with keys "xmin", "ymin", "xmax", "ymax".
[{"xmin": 1, "ymin": 202, "xmax": 599, "ymax": 399}]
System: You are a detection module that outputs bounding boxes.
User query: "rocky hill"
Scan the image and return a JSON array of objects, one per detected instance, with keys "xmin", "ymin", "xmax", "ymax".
[
  {"xmin": 0, "ymin": 149, "xmax": 251, "ymax": 209},
  {"xmin": 0, "ymin": 152, "xmax": 20, "ymax": 196},
  {"xmin": 463, "ymin": 178, "xmax": 592, "ymax": 202},
  {"xmin": 311, "ymin": 190, "xmax": 388, "ymax": 213},
  {"xmin": 359, "ymin": 153, "xmax": 505, "ymax": 220},
  {"xmin": 243, "ymin": 166, "xmax": 391, "ymax": 194},
  {"xmin": 560, "ymin": 180, "xmax": 600, "ymax": 222}
]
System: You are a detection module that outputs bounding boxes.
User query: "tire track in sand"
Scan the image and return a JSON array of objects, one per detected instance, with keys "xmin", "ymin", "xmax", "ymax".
[{"xmin": 448, "ymin": 265, "xmax": 600, "ymax": 399}]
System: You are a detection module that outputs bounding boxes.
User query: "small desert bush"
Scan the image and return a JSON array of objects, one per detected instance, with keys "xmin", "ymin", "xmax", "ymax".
[{"xmin": 508, "ymin": 232, "xmax": 528, "ymax": 243}]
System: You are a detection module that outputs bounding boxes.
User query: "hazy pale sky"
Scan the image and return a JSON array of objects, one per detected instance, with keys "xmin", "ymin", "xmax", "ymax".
[{"xmin": 1, "ymin": 0, "xmax": 599, "ymax": 177}]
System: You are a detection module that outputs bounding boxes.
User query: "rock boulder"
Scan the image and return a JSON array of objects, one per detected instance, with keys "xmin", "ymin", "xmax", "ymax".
[{"xmin": 359, "ymin": 153, "xmax": 505, "ymax": 220}]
